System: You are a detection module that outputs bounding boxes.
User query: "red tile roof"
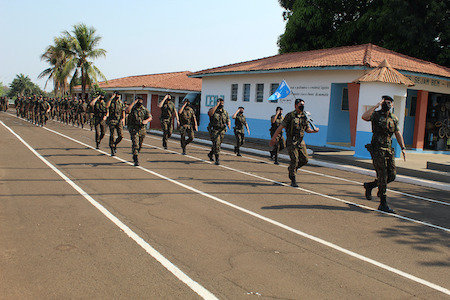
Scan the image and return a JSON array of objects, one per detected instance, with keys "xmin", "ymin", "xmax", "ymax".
[
  {"xmin": 75, "ymin": 71, "xmax": 201, "ymax": 92},
  {"xmin": 354, "ymin": 59, "xmax": 415, "ymax": 86},
  {"xmin": 190, "ymin": 44, "xmax": 450, "ymax": 79}
]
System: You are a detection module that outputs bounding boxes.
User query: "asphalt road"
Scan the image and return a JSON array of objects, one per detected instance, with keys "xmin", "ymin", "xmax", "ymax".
[{"xmin": 1, "ymin": 111, "xmax": 449, "ymax": 299}]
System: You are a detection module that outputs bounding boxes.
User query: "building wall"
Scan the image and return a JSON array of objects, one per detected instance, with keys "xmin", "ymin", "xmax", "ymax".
[{"xmin": 198, "ymin": 69, "xmax": 365, "ymax": 147}]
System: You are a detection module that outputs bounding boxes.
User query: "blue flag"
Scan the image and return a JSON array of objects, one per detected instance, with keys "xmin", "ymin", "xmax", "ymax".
[{"xmin": 268, "ymin": 80, "xmax": 291, "ymax": 102}]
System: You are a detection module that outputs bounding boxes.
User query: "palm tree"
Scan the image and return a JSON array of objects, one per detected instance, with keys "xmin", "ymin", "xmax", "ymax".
[
  {"xmin": 63, "ymin": 23, "xmax": 107, "ymax": 98},
  {"xmin": 38, "ymin": 36, "xmax": 72, "ymax": 97}
]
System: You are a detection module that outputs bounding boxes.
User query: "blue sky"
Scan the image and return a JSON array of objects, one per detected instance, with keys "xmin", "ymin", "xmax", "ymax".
[{"xmin": 0, "ymin": 0, "xmax": 286, "ymax": 91}]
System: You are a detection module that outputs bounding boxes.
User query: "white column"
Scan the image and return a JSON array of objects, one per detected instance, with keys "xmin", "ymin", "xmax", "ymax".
[{"xmin": 354, "ymin": 82, "xmax": 407, "ymax": 158}]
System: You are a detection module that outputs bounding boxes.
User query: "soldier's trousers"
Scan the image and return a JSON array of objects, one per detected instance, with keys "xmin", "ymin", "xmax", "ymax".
[
  {"xmin": 129, "ymin": 127, "xmax": 146, "ymax": 156},
  {"xmin": 271, "ymin": 134, "xmax": 285, "ymax": 156},
  {"xmin": 287, "ymin": 140, "xmax": 309, "ymax": 177},
  {"xmin": 160, "ymin": 119, "xmax": 173, "ymax": 144},
  {"xmin": 94, "ymin": 119, "xmax": 106, "ymax": 144},
  {"xmin": 180, "ymin": 125, "xmax": 194, "ymax": 148},
  {"xmin": 234, "ymin": 129, "xmax": 245, "ymax": 149},
  {"xmin": 109, "ymin": 122, "xmax": 123, "ymax": 148},
  {"xmin": 210, "ymin": 128, "xmax": 226, "ymax": 155},
  {"xmin": 368, "ymin": 147, "xmax": 396, "ymax": 197}
]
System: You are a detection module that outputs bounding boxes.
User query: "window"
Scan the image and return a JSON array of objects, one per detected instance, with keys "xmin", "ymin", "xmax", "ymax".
[
  {"xmin": 270, "ymin": 83, "xmax": 279, "ymax": 95},
  {"xmin": 341, "ymin": 88, "xmax": 349, "ymax": 111},
  {"xmin": 231, "ymin": 84, "xmax": 238, "ymax": 101},
  {"xmin": 243, "ymin": 84, "xmax": 250, "ymax": 102},
  {"xmin": 256, "ymin": 83, "xmax": 264, "ymax": 102}
]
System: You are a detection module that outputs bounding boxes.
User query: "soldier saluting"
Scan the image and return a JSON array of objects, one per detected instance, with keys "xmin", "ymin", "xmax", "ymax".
[
  {"xmin": 178, "ymin": 98, "xmax": 198, "ymax": 155},
  {"xmin": 362, "ymin": 95, "xmax": 406, "ymax": 214},
  {"xmin": 106, "ymin": 91, "xmax": 125, "ymax": 156},
  {"xmin": 126, "ymin": 97, "xmax": 152, "ymax": 166},
  {"xmin": 158, "ymin": 94, "xmax": 179, "ymax": 150},
  {"xmin": 207, "ymin": 98, "xmax": 230, "ymax": 165}
]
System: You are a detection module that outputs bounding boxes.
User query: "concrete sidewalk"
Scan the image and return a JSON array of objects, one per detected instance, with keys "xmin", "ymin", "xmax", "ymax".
[{"xmin": 149, "ymin": 129, "xmax": 449, "ymax": 191}]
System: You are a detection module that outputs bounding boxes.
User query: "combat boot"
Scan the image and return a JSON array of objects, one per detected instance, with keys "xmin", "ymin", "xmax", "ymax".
[
  {"xmin": 96, "ymin": 141, "xmax": 100, "ymax": 149},
  {"xmin": 274, "ymin": 155, "xmax": 279, "ymax": 165},
  {"xmin": 289, "ymin": 174, "xmax": 299, "ymax": 187},
  {"xmin": 236, "ymin": 148, "xmax": 242, "ymax": 157},
  {"xmin": 378, "ymin": 195, "xmax": 395, "ymax": 213},
  {"xmin": 363, "ymin": 182, "xmax": 376, "ymax": 200},
  {"xmin": 163, "ymin": 140, "xmax": 167, "ymax": 150},
  {"xmin": 110, "ymin": 147, "xmax": 115, "ymax": 156},
  {"xmin": 207, "ymin": 151, "xmax": 214, "ymax": 161},
  {"xmin": 215, "ymin": 154, "xmax": 220, "ymax": 165},
  {"xmin": 182, "ymin": 145, "xmax": 186, "ymax": 155},
  {"xmin": 133, "ymin": 155, "xmax": 139, "ymax": 166}
]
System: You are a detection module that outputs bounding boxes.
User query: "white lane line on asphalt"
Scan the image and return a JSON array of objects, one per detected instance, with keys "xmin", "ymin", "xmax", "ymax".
[
  {"xmin": 10, "ymin": 114, "xmax": 450, "ymax": 230},
  {"xmin": 146, "ymin": 132, "xmax": 450, "ymax": 206},
  {"xmin": 0, "ymin": 120, "xmax": 219, "ymax": 300},
  {"xmin": 11, "ymin": 119, "xmax": 450, "ymax": 296}
]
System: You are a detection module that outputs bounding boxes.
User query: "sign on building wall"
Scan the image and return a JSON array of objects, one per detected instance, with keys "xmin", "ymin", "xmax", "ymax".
[{"xmin": 205, "ymin": 95, "xmax": 225, "ymax": 107}]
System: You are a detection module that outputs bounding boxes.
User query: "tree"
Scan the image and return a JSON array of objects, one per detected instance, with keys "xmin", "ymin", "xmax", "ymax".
[
  {"xmin": 278, "ymin": 0, "xmax": 450, "ymax": 67},
  {"xmin": 38, "ymin": 36, "xmax": 72, "ymax": 97},
  {"xmin": 63, "ymin": 23, "xmax": 107, "ymax": 98},
  {"xmin": 7, "ymin": 74, "xmax": 44, "ymax": 98}
]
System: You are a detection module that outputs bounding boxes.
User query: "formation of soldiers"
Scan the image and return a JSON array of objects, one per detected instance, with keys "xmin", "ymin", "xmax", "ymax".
[
  {"xmin": 14, "ymin": 95, "xmax": 91, "ymax": 128},
  {"xmin": 8, "ymin": 92, "xmax": 405, "ymax": 214}
]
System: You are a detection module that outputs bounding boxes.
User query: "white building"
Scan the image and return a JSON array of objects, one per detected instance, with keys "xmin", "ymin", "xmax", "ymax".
[{"xmin": 189, "ymin": 44, "xmax": 450, "ymax": 158}]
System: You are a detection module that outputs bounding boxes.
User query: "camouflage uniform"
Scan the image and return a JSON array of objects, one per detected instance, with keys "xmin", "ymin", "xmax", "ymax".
[
  {"xmin": 179, "ymin": 105, "xmax": 196, "ymax": 153},
  {"xmin": 208, "ymin": 107, "xmax": 229, "ymax": 156},
  {"xmin": 281, "ymin": 110, "xmax": 310, "ymax": 179},
  {"xmin": 107, "ymin": 98, "xmax": 124, "ymax": 154},
  {"xmin": 127, "ymin": 103, "xmax": 151, "ymax": 164},
  {"xmin": 160, "ymin": 100, "xmax": 176, "ymax": 148},
  {"xmin": 364, "ymin": 110, "xmax": 399, "ymax": 198},
  {"xmin": 270, "ymin": 113, "xmax": 285, "ymax": 164},
  {"xmin": 93, "ymin": 98, "xmax": 107, "ymax": 148},
  {"xmin": 233, "ymin": 112, "xmax": 247, "ymax": 155}
]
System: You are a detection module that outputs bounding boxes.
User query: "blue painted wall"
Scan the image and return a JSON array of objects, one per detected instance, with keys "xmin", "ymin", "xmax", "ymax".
[
  {"xmin": 327, "ymin": 84, "xmax": 351, "ymax": 144},
  {"xmin": 199, "ymin": 113, "xmax": 327, "ymax": 146},
  {"xmin": 403, "ymin": 90, "xmax": 417, "ymax": 146}
]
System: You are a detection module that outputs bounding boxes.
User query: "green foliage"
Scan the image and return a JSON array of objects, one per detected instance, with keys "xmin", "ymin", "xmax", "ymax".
[
  {"xmin": 278, "ymin": 0, "xmax": 450, "ymax": 67},
  {"xmin": 7, "ymin": 74, "xmax": 44, "ymax": 98},
  {"xmin": 39, "ymin": 23, "xmax": 107, "ymax": 99}
]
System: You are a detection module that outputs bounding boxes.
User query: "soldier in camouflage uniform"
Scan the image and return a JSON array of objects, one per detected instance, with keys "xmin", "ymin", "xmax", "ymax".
[
  {"xmin": 126, "ymin": 96, "xmax": 152, "ymax": 166},
  {"xmin": 362, "ymin": 95, "xmax": 406, "ymax": 214},
  {"xmin": 232, "ymin": 106, "xmax": 250, "ymax": 156},
  {"xmin": 106, "ymin": 92, "xmax": 125, "ymax": 156},
  {"xmin": 158, "ymin": 94, "xmax": 179, "ymax": 149},
  {"xmin": 207, "ymin": 98, "xmax": 230, "ymax": 165},
  {"xmin": 270, "ymin": 99, "xmax": 319, "ymax": 187},
  {"xmin": 90, "ymin": 94, "xmax": 107, "ymax": 149},
  {"xmin": 178, "ymin": 98, "xmax": 198, "ymax": 155},
  {"xmin": 269, "ymin": 107, "xmax": 285, "ymax": 165},
  {"xmin": 39, "ymin": 97, "xmax": 51, "ymax": 126}
]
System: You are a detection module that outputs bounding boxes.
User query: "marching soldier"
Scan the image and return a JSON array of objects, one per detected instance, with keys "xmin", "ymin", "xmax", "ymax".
[
  {"xmin": 207, "ymin": 98, "xmax": 230, "ymax": 165},
  {"xmin": 269, "ymin": 107, "xmax": 285, "ymax": 165},
  {"xmin": 90, "ymin": 94, "xmax": 107, "ymax": 149},
  {"xmin": 362, "ymin": 95, "xmax": 406, "ymax": 213},
  {"xmin": 126, "ymin": 96, "xmax": 152, "ymax": 166},
  {"xmin": 105, "ymin": 92, "xmax": 125, "ymax": 156},
  {"xmin": 178, "ymin": 98, "xmax": 198, "ymax": 155},
  {"xmin": 158, "ymin": 94, "xmax": 179, "ymax": 149},
  {"xmin": 232, "ymin": 107, "xmax": 250, "ymax": 156},
  {"xmin": 269, "ymin": 99, "xmax": 319, "ymax": 187}
]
